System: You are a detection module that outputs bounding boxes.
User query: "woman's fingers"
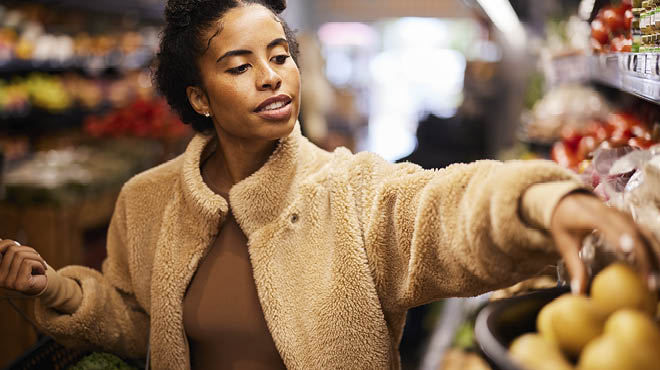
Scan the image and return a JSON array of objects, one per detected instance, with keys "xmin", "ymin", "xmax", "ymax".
[
  {"xmin": 636, "ymin": 225, "xmax": 660, "ymax": 271},
  {"xmin": 553, "ymin": 230, "xmax": 589, "ymax": 294},
  {"xmin": 5, "ymin": 250, "xmax": 44, "ymax": 288},
  {"xmin": 0, "ymin": 239, "xmax": 20, "ymax": 264},
  {"xmin": 0, "ymin": 240, "xmax": 48, "ymax": 294},
  {"xmin": 15, "ymin": 259, "xmax": 47, "ymax": 296},
  {"xmin": 0, "ymin": 240, "xmax": 46, "ymax": 270},
  {"xmin": 596, "ymin": 210, "xmax": 655, "ymax": 280}
]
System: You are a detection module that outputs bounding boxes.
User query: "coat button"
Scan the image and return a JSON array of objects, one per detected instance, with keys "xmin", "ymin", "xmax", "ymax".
[{"xmin": 291, "ymin": 213, "xmax": 299, "ymax": 223}]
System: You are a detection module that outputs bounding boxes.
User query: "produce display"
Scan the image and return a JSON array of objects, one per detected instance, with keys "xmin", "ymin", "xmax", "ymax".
[
  {"xmin": 638, "ymin": 0, "xmax": 660, "ymax": 52},
  {"xmin": 0, "ymin": 2, "xmax": 161, "ymax": 138},
  {"xmin": 0, "ymin": 73, "xmax": 71, "ymax": 114},
  {"xmin": 67, "ymin": 352, "xmax": 138, "ymax": 370},
  {"xmin": 0, "ymin": 70, "xmax": 156, "ymax": 117},
  {"xmin": 83, "ymin": 98, "xmax": 190, "ymax": 139},
  {"xmin": 522, "ymin": 85, "xmax": 611, "ymax": 144},
  {"xmin": 590, "ymin": 0, "xmax": 634, "ymax": 53},
  {"xmin": 0, "ymin": 4, "xmax": 158, "ymax": 70},
  {"xmin": 509, "ymin": 263, "xmax": 660, "ymax": 370},
  {"xmin": 3, "ymin": 139, "xmax": 164, "ymax": 204},
  {"xmin": 550, "ymin": 110, "xmax": 660, "ymax": 170}
]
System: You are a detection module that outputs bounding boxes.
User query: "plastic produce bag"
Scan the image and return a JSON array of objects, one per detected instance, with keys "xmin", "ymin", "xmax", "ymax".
[
  {"xmin": 607, "ymin": 145, "xmax": 660, "ymax": 241},
  {"xmin": 559, "ymin": 145, "xmax": 660, "ymax": 284}
]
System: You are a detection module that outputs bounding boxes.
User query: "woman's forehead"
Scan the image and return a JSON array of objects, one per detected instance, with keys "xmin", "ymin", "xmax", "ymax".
[{"xmin": 206, "ymin": 5, "xmax": 285, "ymax": 52}]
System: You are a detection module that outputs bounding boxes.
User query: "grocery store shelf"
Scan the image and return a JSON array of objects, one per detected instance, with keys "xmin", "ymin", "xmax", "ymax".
[
  {"xmin": 7, "ymin": 0, "xmax": 164, "ymax": 22},
  {"xmin": 548, "ymin": 53, "xmax": 660, "ymax": 105},
  {"xmin": 591, "ymin": 53, "xmax": 660, "ymax": 104},
  {"xmin": 0, "ymin": 52, "xmax": 153, "ymax": 76}
]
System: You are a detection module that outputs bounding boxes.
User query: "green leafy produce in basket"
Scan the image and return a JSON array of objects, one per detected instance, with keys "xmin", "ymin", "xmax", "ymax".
[{"xmin": 67, "ymin": 352, "xmax": 139, "ymax": 370}]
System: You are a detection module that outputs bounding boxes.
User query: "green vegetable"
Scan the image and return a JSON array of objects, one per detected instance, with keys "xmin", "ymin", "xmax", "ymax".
[
  {"xmin": 67, "ymin": 352, "xmax": 139, "ymax": 370},
  {"xmin": 452, "ymin": 320, "xmax": 476, "ymax": 349}
]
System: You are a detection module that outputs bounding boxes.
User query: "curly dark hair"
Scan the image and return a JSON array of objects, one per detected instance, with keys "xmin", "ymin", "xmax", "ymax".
[{"xmin": 154, "ymin": 0, "xmax": 299, "ymax": 133}]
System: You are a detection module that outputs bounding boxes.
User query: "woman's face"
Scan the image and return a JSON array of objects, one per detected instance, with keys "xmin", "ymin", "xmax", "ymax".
[{"xmin": 192, "ymin": 4, "xmax": 300, "ymax": 142}]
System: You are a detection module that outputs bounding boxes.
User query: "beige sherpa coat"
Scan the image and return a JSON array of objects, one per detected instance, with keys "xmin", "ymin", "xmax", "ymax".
[{"xmin": 34, "ymin": 124, "xmax": 582, "ymax": 370}]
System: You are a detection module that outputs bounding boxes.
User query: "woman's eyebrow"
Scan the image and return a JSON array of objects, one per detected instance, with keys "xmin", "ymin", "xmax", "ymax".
[
  {"xmin": 217, "ymin": 49, "xmax": 251, "ymax": 63},
  {"xmin": 216, "ymin": 37, "xmax": 288, "ymax": 63},
  {"xmin": 267, "ymin": 37, "xmax": 288, "ymax": 49}
]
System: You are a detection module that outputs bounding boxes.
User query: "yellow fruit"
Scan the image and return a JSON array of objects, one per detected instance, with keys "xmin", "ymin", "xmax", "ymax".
[
  {"xmin": 604, "ymin": 309, "xmax": 660, "ymax": 344},
  {"xmin": 551, "ymin": 294, "xmax": 606, "ymax": 358},
  {"xmin": 509, "ymin": 333, "xmax": 573, "ymax": 370},
  {"xmin": 591, "ymin": 263, "xmax": 657, "ymax": 316},
  {"xmin": 579, "ymin": 331, "xmax": 660, "ymax": 370},
  {"xmin": 537, "ymin": 300, "xmax": 558, "ymax": 344},
  {"xmin": 578, "ymin": 335, "xmax": 630, "ymax": 370}
]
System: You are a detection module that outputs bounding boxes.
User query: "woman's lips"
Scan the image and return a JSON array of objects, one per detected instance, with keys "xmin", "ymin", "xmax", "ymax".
[{"xmin": 255, "ymin": 100, "xmax": 293, "ymax": 121}]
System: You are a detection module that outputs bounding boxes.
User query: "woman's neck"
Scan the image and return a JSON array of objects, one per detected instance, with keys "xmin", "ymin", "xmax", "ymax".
[{"xmin": 202, "ymin": 131, "xmax": 278, "ymax": 195}]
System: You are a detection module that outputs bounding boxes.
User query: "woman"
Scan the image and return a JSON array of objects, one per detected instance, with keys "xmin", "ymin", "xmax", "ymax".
[{"xmin": 0, "ymin": 1, "xmax": 658, "ymax": 369}]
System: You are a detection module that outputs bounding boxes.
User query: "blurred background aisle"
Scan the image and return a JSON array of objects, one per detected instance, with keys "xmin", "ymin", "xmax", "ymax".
[{"xmin": 1, "ymin": 0, "xmax": 659, "ymax": 369}]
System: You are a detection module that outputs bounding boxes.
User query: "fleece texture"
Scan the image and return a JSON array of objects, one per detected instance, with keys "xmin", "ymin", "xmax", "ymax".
[{"xmin": 33, "ymin": 124, "xmax": 582, "ymax": 370}]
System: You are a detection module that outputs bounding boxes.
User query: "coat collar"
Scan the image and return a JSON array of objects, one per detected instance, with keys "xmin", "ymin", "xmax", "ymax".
[{"xmin": 180, "ymin": 123, "xmax": 304, "ymax": 236}]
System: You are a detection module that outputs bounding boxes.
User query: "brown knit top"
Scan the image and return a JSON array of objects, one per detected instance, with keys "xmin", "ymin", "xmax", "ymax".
[{"xmin": 183, "ymin": 201, "xmax": 287, "ymax": 370}]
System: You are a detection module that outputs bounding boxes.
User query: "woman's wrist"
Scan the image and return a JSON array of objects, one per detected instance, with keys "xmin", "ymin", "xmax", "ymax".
[
  {"xmin": 37, "ymin": 265, "xmax": 83, "ymax": 314},
  {"xmin": 521, "ymin": 181, "xmax": 590, "ymax": 231}
]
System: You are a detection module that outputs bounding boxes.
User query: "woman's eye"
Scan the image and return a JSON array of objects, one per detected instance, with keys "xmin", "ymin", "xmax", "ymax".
[
  {"xmin": 273, "ymin": 55, "xmax": 290, "ymax": 64},
  {"xmin": 227, "ymin": 64, "xmax": 250, "ymax": 74}
]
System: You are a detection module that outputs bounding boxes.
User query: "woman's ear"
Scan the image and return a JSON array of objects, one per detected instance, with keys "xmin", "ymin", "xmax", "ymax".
[{"xmin": 186, "ymin": 86, "xmax": 210, "ymax": 116}]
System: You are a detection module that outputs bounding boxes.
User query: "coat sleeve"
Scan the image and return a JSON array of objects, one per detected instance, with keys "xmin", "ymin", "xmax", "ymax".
[
  {"xmin": 348, "ymin": 152, "xmax": 584, "ymax": 313},
  {"xmin": 33, "ymin": 188, "xmax": 149, "ymax": 360}
]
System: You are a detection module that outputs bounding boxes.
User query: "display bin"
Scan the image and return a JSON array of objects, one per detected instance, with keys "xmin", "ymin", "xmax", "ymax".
[
  {"xmin": 1, "ymin": 336, "xmax": 90, "ymax": 370},
  {"xmin": 474, "ymin": 286, "xmax": 569, "ymax": 370}
]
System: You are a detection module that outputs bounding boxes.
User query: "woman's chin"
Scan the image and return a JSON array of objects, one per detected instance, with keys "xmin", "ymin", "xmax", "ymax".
[{"xmin": 255, "ymin": 119, "xmax": 296, "ymax": 142}]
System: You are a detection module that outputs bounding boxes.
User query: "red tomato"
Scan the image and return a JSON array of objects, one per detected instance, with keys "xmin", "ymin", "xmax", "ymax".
[
  {"xmin": 577, "ymin": 135, "xmax": 601, "ymax": 161},
  {"xmin": 630, "ymin": 122, "xmax": 651, "ymax": 138},
  {"xmin": 551, "ymin": 142, "xmax": 579, "ymax": 169},
  {"xmin": 560, "ymin": 126, "xmax": 584, "ymax": 152},
  {"xmin": 591, "ymin": 19, "xmax": 610, "ymax": 44},
  {"xmin": 628, "ymin": 137, "xmax": 655, "ymax": 149},
  {"xmin": 608, "ymin": 112, "xmax": 640, "ymax": 131},
  {"xmin": 609, "ymin": 128, "xmax": 632, "ymax": 147},
  {"xmin": 585, "ymin": 121, "xmax": 612, "ymax": 141},
  {"xmin": 603, "ymin": 8, "xmax": 625, "ymax": 33},
  {"xmin": 611, "ymin": 35, "xmax": 626, "ymax": 52},
  {"xmin": 590, "ymin": 38, "xmax": 605, "ymax": 53},
  {"xmin": 624, "ymin": 9, "xmax": 633, "ymax": 30},
  {"xmin": 615, "ymin": 2, "xmax": 632, "ymax": 16}
]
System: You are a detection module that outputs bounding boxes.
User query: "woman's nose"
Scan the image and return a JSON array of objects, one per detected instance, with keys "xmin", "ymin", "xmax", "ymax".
[{"xmin": 257, "ymin": 64, "xmax": 282, "ymax": 91}]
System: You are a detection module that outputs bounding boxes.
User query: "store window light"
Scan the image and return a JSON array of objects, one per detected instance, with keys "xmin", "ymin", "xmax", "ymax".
[
  {"xmin": 317, "ymin": 18, "xmax": 476, "ymax": 162},
  {"xmin": 318, "ymin": 22, "xmax": 378, "ymax": 86},
  {"xmin": 367, "ymin": 18, "xmax": 468, "ymax": 162},
  {"xmin": 318, "ymin": 22, "xmax": 377, "ymax": 47},
  {"xmin": 475, "ymin": 0, "xmax": 526, "ymax": 48},
  {"xmin": 368, "ymin": 47, "xmax": 465, "ymax": 161}
]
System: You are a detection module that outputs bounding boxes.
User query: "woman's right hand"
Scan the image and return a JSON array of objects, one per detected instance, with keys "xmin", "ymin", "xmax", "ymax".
[{"xmin": 0, "ymin": 239, "xmax": 48, "ymax": 296}]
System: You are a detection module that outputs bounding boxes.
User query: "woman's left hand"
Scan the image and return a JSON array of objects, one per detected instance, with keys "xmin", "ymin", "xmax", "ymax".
[{"xmin": 550, "ymin": 192, "xmax": 660, "ymax": 294}]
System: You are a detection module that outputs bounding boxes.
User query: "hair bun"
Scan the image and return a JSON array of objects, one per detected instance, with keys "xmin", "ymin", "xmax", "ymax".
[{"xmin": 265, "ymin": 0, "xmax": 286, "ymax": 13}]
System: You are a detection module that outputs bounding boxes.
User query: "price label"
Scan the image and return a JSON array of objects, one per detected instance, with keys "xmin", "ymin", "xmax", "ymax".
[
  {"xmin": 633, "ymin": 54, "xmax": 643, "ymax": 74},
  {"xmin": 646, "ymin": 54, "xmax": 656, "ymax": 75}
]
